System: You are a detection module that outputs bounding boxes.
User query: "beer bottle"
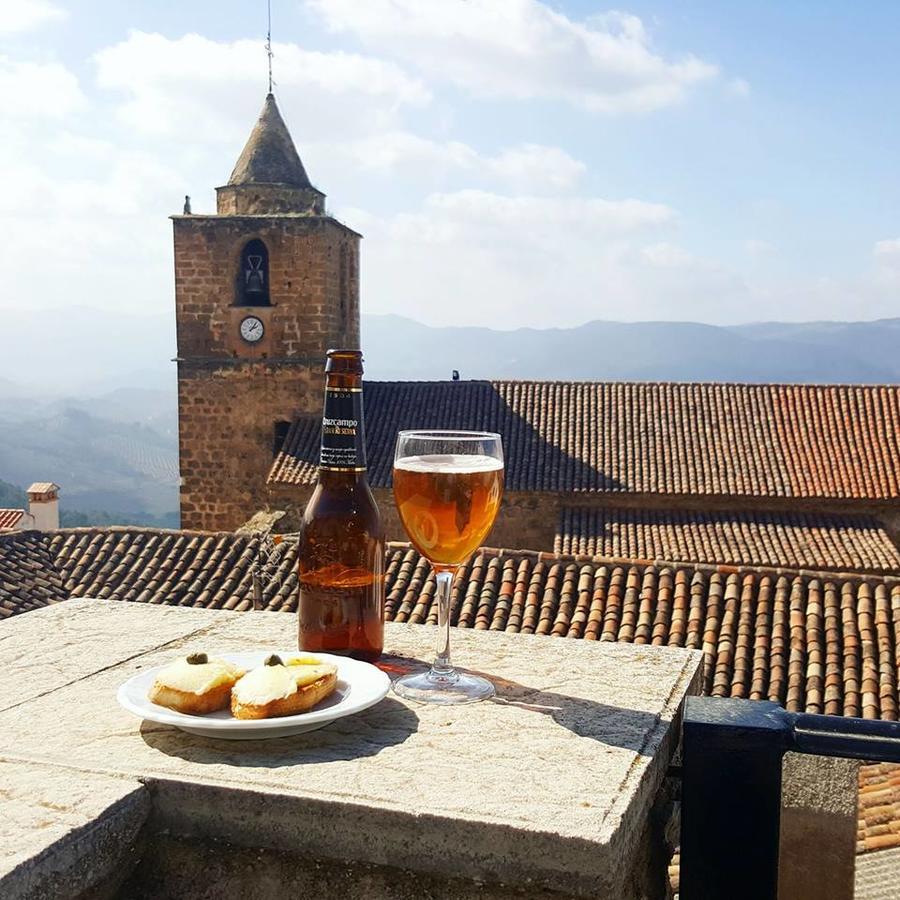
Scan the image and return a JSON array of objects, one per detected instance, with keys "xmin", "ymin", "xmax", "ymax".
[{"xmin": 297, "ymin": 349, "xmax": 384, "ymax": 661}]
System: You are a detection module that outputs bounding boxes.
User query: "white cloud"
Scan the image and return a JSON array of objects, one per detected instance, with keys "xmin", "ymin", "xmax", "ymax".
[
  {"xmin": 0, "ymin": 56, "xmax": 85, "ymax": 121},
  {"xmin": 317, "ymin": 132, "xmax": 585, "ymax": 191},
  {"xmin": 0, "ymin": 14, "xmax": 889, "ymax": 332},
  {"xmin": 0, "ymin": 143, "xmax": 176, "ymax": 317},
  {"xmin": 308, "ymin": 0, "xmax": 717, "ymax": 113},
  {"xmin": 340, "ymin": 196, "xmax": 900, "ymax": 328},
  {"xmin": 0, "ymin": 0, "xmax": 66, "ymax": 35},
  {"xmin": 339, "ymin": 189, "xmax": 692, "ymax": 327},
  {"xmin": 641, "ymin": 241, "xmax": 696, "ymax": 268},
  {"xmin": 327, "ymin": 131, "xmax": 478, "ymax": 172},
  {"xmin": 486, "ymin": 144, "xmax": 586, "ymax": 190},
  {"xmin": 874, "ymin": 238, "xmax": 900, "ymax": 265},
  {"xmin": 91, "ymin": 30, "xmax": 588, "ymax": 198},
  {"xmin": 93, "ymin": 31, "xmax": 430, "ymax": 143},
  {"xmin": 409, "ymin": 190, "xmax": 675, "ymax": 236}
]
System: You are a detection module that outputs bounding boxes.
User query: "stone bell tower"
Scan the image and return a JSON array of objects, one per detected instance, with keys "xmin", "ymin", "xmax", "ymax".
[{"xmin": 173, "ymin": 93, "xmax": 361, "ymax": 531}]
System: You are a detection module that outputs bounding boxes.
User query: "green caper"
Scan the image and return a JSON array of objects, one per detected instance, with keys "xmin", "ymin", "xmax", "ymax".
[
  {"xmin": 264, "ymin": 654, "xmax": 283, "ymax": 667},
  {"xmin": 186, "ymin": 652, "xmax": 208, "ymax": 665}
]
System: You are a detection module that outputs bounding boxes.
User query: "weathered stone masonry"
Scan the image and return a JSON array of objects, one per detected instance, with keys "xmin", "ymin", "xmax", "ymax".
[{"xmin": 174, "ymin": 94, "xmax": 360, "ymax": 531}]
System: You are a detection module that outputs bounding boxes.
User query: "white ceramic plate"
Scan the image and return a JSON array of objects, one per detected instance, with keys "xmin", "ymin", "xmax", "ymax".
[{"xmin": 117, "ymin": 650, "xmax": 391, "ymax": 740}]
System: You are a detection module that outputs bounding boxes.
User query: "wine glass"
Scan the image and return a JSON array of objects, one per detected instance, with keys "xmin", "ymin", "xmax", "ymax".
[{"xmin": 391, "ymin": 430, "xmax": 504, "ymax": 704}]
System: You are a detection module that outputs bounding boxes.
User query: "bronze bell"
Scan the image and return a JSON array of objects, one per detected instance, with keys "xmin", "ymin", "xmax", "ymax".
[{"xmin": 245, "ymin": 255, "xmax": 265, "ymax": 293}]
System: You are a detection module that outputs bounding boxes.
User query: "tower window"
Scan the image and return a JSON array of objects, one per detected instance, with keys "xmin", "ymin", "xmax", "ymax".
[
  {"xmin": 236, "ymin": 239, "xmax": 271, "ymax": 306},
  {"xmin": 273, "ymin": 420, "xmax": 291, "ymax": 456}
]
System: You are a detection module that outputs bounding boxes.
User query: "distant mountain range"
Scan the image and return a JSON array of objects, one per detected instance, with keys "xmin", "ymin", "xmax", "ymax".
[
  {"xmin": 4, "ymin": 306, "xmax": 900, "ymax": 390},
  {"xmin": 1, "ymin": 306, "xmax": 176, "ymax": 396},
  {"xmin": 1, "ymin": 306, "xmax": 897, "ymax": 527},
  {"xmin": 0, "ymin": 403, "xmax": 178, "ymax": 520},
  {"xmin": 0, "ymin": 381, "xmax": 178, "ymax": 524},
  {"xmin": 362, "ymin": 316, "xmax": 900, "ymax": 383}
]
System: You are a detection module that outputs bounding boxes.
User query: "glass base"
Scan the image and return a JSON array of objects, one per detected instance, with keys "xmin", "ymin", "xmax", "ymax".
[{"xmin": 393, "ymin": 668, "xmax": 495, "ymax": 705}]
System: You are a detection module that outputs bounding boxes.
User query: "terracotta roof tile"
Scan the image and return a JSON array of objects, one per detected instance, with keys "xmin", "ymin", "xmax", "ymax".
[
  {"xmin": 46, "ymin": 527, "xmax": 266, "ymax": 612},
  {"xmin": 26, "ymin": 483, "xmax": 58, "ymax": 494},
  {"xmin": 556, "ymin": 507, "xmax": 900, "ymax": 574},
  {"xmin": 383, "ymin": 544, "xmax": 900, "ymax": 718},
  {"xmin": 0, "ymin": 509, "xmax": 25, "ymax": 530},
  {"xmin": 269, "ymin": 381, "xmax": 900, "ymax": 500},
  {"xmin": 0, "ymin": 531, "xmax": 66, "ymax": 618},
  {"xmin": 859, "ymin": 764, "xmax": 900, "ymax": 853},
  {"xmin": 1, "ymin": 527, "xmax": 896, "ymax": 721}
]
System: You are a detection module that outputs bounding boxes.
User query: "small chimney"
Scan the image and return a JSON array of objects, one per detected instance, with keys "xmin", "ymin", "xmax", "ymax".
[
  {"xmin": 26, "ymin": 482, "xmax": 60, "ymax": 531},
  {"xmin": 452, "ymin": 370, "xmax": 460, "ymax": 382}
]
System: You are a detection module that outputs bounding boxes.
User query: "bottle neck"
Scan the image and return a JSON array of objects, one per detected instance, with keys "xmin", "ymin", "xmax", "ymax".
[{"xmin": 317, "ymin": 373, "xmax": 367, "ymax": 476}]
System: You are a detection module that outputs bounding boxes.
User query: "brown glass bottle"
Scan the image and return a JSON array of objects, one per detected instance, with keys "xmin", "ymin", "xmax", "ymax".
[{"xmin": 297, "ymin": 350, "xmax": 384, "ymax": 662}]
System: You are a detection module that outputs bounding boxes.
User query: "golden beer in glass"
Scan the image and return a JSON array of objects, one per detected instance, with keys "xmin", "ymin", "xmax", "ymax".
[{"xmin": 392, "ymin": 431, "xmax": 504, "ymax": 704}]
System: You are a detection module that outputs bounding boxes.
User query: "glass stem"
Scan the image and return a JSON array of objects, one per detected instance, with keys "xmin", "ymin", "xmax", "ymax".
[{"xmin": 432, "ymin": 568, "xmax": 456, "ymax": 676}]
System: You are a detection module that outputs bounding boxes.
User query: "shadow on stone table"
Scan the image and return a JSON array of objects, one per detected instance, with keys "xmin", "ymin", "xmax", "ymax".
[
  {"xmin": 488, "ymin": 673, "xmax": 665, "ymax": 755},
  {"xmin": 382, "ymin": 655, "xmax": 664, "ymax": 755},
  {"xmin": 139, "ymin": 697, "xmax": 419, "ymax": 765}
]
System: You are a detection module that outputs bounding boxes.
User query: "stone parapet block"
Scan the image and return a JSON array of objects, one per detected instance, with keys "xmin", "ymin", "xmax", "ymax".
[
  {"xmin": 0, "ymin": 599, "xmax": 701, "ymax": 899},
  {"xmin": 0, "ymin": 760, "xmax": 149, "ymax": 900}
]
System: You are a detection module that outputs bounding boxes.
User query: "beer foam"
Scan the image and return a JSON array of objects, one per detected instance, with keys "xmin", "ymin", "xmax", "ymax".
[{"xmin": 394, "ymin": 454, "xmax": 504, "ymax": 473}]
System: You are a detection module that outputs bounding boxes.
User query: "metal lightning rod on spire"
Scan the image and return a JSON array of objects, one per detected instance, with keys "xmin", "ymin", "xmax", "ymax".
[{"xmin": 266, "ymin": 0, "xmax": 274, "ymax": 94}]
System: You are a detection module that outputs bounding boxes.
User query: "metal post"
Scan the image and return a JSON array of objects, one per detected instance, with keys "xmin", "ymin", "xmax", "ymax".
[
  {"xmin": 681, "ymin": 698, "xmax": 790, "ymax": 899},
  {"xmin": 680, "ymin": 697, "xmax": 900, "ymax": 900}
]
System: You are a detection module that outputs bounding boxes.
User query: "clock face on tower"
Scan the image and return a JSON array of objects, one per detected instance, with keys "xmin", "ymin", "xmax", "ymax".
[{"xmin": 239, "ymin": 315, "xmax": 265, "ymax": 343}]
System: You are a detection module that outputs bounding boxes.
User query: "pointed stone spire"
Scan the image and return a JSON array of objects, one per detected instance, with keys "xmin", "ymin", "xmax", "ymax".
[
  {"xmin": 216, "ymin": 93, "xmax": 325, "ymax": 216},
  {"xmin": 228, "ymin": 93, "xmax": 311, "ymax": 188}
]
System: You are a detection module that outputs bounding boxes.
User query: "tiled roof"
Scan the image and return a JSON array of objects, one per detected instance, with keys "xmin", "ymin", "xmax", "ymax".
[
  {"xmin": 0, "ymin": 509, "xmax": 25, "ymax": 530},
  {"xmin": 46, "ymin": 528, "xmax": 279, "ymax": 611},
  {"xmin": 859, "ymin": 764, "xmax": 900, "ymax": 853},
  {"xmin": 0, "ymin": 531, "xmax": 66, "ymax": 618},
  {"xmin": 556, "ymin": 507, "xmax": 900, "ymax": 574},
  {"xmin": 26, "ymin": 482, "xmax": 59, "ymax": 494},
  {"xmin": 268, "ymin": 381, "xmax": 900, "ymax": 500},
  {"xmin": 381, "ymin": 545, "xmax": 900, "ymax": 719},
  {"xmin": 5, "ymin": 527, "xmax": 900, "ymax": 721}
]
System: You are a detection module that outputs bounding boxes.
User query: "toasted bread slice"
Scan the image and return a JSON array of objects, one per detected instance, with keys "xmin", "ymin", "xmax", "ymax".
[
  {"xmin": 148, "ymin": 680, "xmax": 234, "ymax": 715},
  {"xmin": 148, "ymin": 654, "xmax": 244, "ymax": 715},
  {"xmin": 231, "ymin": 663, "xmax": 338, "ymax": 720}
]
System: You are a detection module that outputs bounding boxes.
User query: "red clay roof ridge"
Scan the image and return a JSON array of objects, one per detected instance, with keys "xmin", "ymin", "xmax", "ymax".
[
  {"xmin": 383, "ymin": 541, "xmax": 900, "ymax": 585},
  {"xmin": 362, "ymin": 378, "xmax": 900, "ymax": 390}
]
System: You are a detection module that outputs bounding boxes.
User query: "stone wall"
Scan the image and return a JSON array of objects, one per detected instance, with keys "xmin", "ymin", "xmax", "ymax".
[
  {"xmin": 173, "ymin": 213, "xmax": 359, "ymax": 531},
  {"xmin": 880, "ymin": 508, "xmax": 900, "ymax": 545},
  {"xmin": 779, "ymin": 753, "xmax": 859, "ymax": 900},
  {"xmin": 178, "ymin": 363, "xmax": 319, "ymax": 531},
  {"xmin": 215, "ymin": 184, "xmax": 325, "ymax": 216},
  {"xmin": 266, "ymin": 484, "xmax": 560, "ymax": 552},
  {"xmin": 172, "ymin": 215, "xmax": 359, "ymax": 360}
]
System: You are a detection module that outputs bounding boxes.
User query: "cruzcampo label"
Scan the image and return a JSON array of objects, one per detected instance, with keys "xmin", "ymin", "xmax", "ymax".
[{"xmin": 318, "ymin": 386, "xmax": 367, "ymax": 472}]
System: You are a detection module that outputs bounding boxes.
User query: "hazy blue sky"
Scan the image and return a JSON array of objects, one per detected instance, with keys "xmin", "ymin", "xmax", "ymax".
[{"xmin": 2, "ymin": 0, "xmax": 899, "ymax": 327}]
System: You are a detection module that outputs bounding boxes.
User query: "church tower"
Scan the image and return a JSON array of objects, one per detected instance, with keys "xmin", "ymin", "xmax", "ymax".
[{"xmin": 173, "ymin": 94, "xmax": 360, "ymax": 530}]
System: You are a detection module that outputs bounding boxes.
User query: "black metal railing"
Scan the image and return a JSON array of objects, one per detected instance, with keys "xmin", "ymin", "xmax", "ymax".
[{"xmin": 680, "ymin": 696, "xmax": 900, "ymax": 899}]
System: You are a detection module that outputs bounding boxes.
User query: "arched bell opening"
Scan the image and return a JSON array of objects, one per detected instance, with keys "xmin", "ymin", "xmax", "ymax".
[{"xmin": 235, "ymin": 238, "xmax": 271, "ymax": 307}]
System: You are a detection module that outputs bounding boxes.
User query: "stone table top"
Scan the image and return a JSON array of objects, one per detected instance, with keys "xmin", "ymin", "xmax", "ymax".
[{"xmin": 0, "ymin": 599, "xmax": 701, "ymax": 898}]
